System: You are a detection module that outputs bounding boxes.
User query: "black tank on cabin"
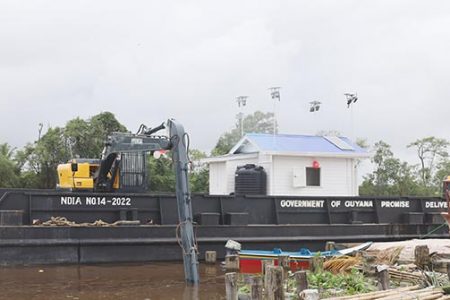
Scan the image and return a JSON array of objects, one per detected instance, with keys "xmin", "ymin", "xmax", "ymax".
[{"xmin": 235, "ymin": 164, "xmax": 267, "ymax": 195}]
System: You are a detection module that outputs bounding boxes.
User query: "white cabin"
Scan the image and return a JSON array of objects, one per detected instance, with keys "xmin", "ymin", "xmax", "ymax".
[{"xmin": 204, "ymin": 133, "xmax": 370, "ymax": 196}]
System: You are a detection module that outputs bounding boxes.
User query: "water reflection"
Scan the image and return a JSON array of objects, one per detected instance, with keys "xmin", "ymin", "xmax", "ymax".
[
  {"xmin": 182, "ymin": 286, "xmax": 199, "ymax": 300},
  {"xmin": 0, "ymin": 262, "xmax": 225, "ymax": 300}
]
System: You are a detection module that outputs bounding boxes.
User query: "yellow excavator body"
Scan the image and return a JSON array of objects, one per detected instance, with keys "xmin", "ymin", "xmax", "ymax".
[{"xmin": 57, "ymin": 159, "xmax": 119, "ymax": 191}]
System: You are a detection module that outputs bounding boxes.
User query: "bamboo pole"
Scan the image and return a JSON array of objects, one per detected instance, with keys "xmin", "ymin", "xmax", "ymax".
[{"xmin": 323, "ymin": 285, "xmax": 420, "ymax": 300}]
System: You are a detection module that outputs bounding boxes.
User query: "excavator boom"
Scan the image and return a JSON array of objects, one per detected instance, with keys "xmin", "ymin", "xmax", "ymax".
[{"xmin": 57, "ymin": 119, "xmax": 199, "ymax": 284}]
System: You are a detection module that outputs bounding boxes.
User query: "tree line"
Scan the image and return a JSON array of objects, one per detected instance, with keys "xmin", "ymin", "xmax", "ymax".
[
  {"xmin": 0, "ymin": 111, "xmax": 449, "ymax": 197},
  {"xmin": 360, "ymin": 138, "xmax": 450, "ymax": 196},
  {"xmin": 0, "ymin": 112, "xmax": 211, "ymax": 192}
]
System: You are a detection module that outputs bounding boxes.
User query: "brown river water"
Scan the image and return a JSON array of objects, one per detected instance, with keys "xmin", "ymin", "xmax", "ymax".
[{"xmin": 0, "ymin": 262, "xmax": 226, "ymax": 300}]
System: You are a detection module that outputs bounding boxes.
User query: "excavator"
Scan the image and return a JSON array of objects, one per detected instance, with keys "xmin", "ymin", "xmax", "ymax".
[
  {"xmin": 57, "ymin": 121, "xmax": 170, "ymax": 192},
  {"xmin": 57, "ymin": 119, "xmax": 199, "ymax": 284}
]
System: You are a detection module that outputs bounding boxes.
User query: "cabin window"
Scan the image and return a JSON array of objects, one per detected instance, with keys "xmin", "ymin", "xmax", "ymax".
[{"xmin": 306, "ymin": 167, "xmax": 320, "ymax": 186}]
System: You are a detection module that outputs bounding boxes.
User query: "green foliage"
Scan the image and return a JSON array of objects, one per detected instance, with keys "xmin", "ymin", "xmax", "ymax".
[
  {"xmin": 147, "ymin": 156, "xmax": 176, "ymax": 192},
  {"xmin": 435, "ymin": 160, "xmax": 450, "ymax": 195},
  {"xmin": 307, "ymin": 269, "xmax": 376, "ymax": 297},
  {"xmin": 407, "ymin": 137, "xmax": 449, "ymax": 192},
  {"xmin": 18, "ymin": 171, "xmax": 41, "ymax": 188},
  {"xmin": 360, "ymin": 137, "xmax": 450, "ymax": 196},
  {"xmin": 65, "ymin": 112, "xmax": 128, "ymax": 158},
  {"xmin": 189, "ymin": 149, "xmax": 209, "ymax": 193},
  {"xmin": 211, "ymin": 111, "xmax": 276, "ymax": 156},
  {"xmin": 64, "ymin": 117, "xmax": 92, "ymax": 157},
  {"xmin": 2, "ymin": 111, "xmax": 209, "ymax": 192},
  {"xmin": 190, "ymin": 168, "xmax": 209, "ymax": 193},
  {"xmin": 359, "ymin": 141, "xmax": 422, "ymax": 196},
  {"xmin": 0, "ymin": 143, "xmax": 15, "ymax": 159},
  {"xmin": 211, "ymin": 132, "xmax": 237, "ymax": 156},
  {"xmin": 238, "ymin": 284, "xmax": 250, "ymax": 294},
  {"xmin": 12, "ymin": 112, "xmax": 127, "ymax": 189},
  {"xmin": 0, "ymin": 143, "xmax": 20, "ymax": 188},
  {"xmin": 355, "ymin": 138, "xmax": 369, "ymax": 149},
  {"xmin": 22, "ymin": 127, "xmax": 71, "ymax": 188},
  {"xmin": 147, "ymin": 149, "xmax": 209, "ymax": 193}
]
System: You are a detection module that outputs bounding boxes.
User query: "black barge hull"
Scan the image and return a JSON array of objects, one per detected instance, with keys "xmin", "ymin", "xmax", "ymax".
[{"xmin": 0, "ymin": 189, "xmax": 448, "ymax": 265}]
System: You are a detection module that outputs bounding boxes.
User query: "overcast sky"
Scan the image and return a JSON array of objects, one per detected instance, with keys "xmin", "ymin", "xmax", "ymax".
[{"xmin": 1, "ymin": 0, "xmax": 449, "ymax": 171}]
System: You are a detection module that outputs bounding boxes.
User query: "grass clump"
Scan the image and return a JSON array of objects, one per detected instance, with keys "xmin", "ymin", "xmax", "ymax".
[{"xmin": 306, "ymin": 268, "xmax": 376, "ymax": 298}]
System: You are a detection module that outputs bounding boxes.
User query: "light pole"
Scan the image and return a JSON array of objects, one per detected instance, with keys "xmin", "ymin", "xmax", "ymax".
[
  {"xmin": 344, "ymin": 93, "xmax": 358, "ymax": 138},
  {"xmin": 38, "ymin": 123, "xmax": 43, "ymax": 141},
  {"xmin": 269, "ymin": 87, "xmax": 281, "ymax": 135},
  {"xmin": 236, "ymin": 96, "xmax": 248, "ymax": 137},
  {"xmin": 309, "ymin": 101, "xmax": 321, "ymax": 133}
]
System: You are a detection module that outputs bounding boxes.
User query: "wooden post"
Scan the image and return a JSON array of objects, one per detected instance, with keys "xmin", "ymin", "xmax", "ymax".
[
  {"xmin": 414, "ymin": 245, "xmax": 430, "ymax": 270},
  {"xmin": 294, "ymin": 270, "xmax": 308, "ymax": 294},
  {"xmin": 225, "ymin": 254, "xmax": 240, "ymax": 271},
  {"xmin": 311, "ymin": 256, "xmax": 324, "ymax": 273},
  {"xmin": 265, "ymin": 265, "xmax": 285, "ymax": 300},
  {"xmin": 262, "ymin": 259, "xmax": 274, "ymax": 276},
  {"xmin": 225, "ymin": 272, "xmax": 238, "ymax": 300},
  {"xmin": 377, "ymin": 265, "xmax": 390, "ymax": 290},
  {"xmin": 278, "ymin": 255, "xmax": 290, "ymax": 273},
  {"xmin": 325, "ymin": 241, "xmax": 336, "ymax": 252},
  {"xmin": 263, "ymin": 259, "xmax": 275, "ymax": 298},
  {"xmin": 205, "ymin": 251, "xmax": 217, "ymax": 264},
  {"xmin": 251, "ymin": 276, "xmax": 263, "ymax": 300}
]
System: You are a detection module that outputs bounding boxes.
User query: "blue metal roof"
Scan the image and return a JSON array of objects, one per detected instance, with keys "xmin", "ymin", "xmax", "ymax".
[{"xmin": 241, "ymin": 133, "xmax": 367, "ymax": 154}]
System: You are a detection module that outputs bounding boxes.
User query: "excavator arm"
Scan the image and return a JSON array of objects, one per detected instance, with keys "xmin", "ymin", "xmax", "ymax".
[
  {"xmin": 167, "ymin": 119, "xmax": 199, "ymax": 284},
  {"xmin": 93, "ymin": 119, "xmax": 199, "ymax": 284}
]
